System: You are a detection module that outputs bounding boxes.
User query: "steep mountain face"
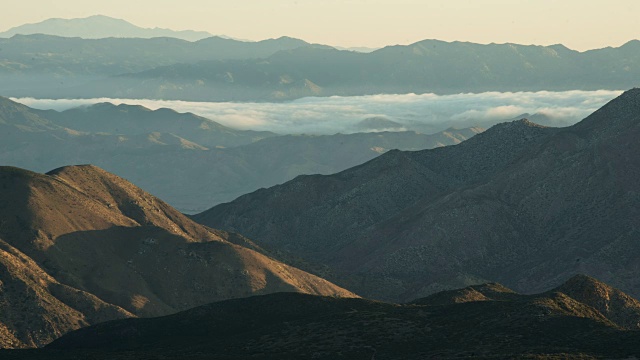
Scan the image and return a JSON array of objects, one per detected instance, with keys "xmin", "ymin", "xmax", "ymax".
[
  {"xmin": 0, "ymin": 15, "xmax": 215, "ymax": 41},
  {"xmin": 0, "ymin": 238, "xmax": 132, "ymax": 349},
  {"xmin": 197, "ymin": 89, "xmax": 640, "ymax": 301},
  {"xmin": 0, "ymin": 165, "xmax": 355, "ymax": 348},
  {"xmin": 7, "ymin": 276, "xmax": 640, "ymax": 359},
  {"xmin": 0, "ymin": 97, "xmax": 482, "ymax": 212}
]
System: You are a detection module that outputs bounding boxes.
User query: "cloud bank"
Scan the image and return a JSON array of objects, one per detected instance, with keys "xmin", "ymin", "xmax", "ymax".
[{"xmin": 13, "ymin": 90, "xmax": 622, "ymax": 135}]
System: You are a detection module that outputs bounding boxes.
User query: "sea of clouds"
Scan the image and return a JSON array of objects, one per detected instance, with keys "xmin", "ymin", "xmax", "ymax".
[{"xmin": 13, "ymin": 90, "xmax": 622, "ymax": 134}]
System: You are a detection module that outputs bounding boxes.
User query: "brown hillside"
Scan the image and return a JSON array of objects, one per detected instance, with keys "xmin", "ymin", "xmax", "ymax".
[
  {"xmin": 551, "ymin": 274, "xmax": 640, "ymax": 329},
  {"xmin": 0, "ymin": 165, "xmax": 355, "ymax": 348},
  {"xmin": 0, "ymin": 238, "xmax": 132, "ymax": 348}
]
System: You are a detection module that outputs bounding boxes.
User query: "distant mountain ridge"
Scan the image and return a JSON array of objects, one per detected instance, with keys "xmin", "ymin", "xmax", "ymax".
[
  {"xmin": 196, "ymin": 89, "xmax": 640, "ymax": 301},
  {"xmin": 1, "ymin": 34, "xmax": 638, "ymax": 100},
  {"xmin": 0, "ymin": 32, "xmax": 328, "ymax": 98},
  {"xmin": 0, "ymin": 15, "xmax": 217, "ymax": 41}
]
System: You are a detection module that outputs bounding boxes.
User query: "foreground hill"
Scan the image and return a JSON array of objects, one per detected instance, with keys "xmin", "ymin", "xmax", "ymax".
[
  {"xmin": 196, "ymin": 88, "xmax": 640, "ymax": 301},
  {"xmin": 0, "ymin": 165, "xmax": 355, "ymax": 348},
  {"xmin": 3, "ymin": 275, "xmax": 640, "ymax": 359},
  {"xmin": 0, "ymin": 97, "xmax": 482, "ymax": 212}
]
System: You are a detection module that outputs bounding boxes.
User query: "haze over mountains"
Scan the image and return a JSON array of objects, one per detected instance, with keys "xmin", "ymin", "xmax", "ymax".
[
  {"xmin": 17, "ymin": 89, "xmax": 617, "ymax": 135},
  {"xmin": 0, "ymin": 16, "xmax": 637, "ymax": 101},
  {"xmin": 0, "ymin": 164, "xmax": 355, "ymax": 348},
  {"xmin": 0, "ymin": 96, "xmax": 482, "ymax": 212},
  {"xmin": 197, "ymin": 89, "xmax": 640, "ymax": 302}
]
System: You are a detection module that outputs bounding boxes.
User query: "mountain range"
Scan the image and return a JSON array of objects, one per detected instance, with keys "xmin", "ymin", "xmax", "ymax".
[
  {"xmin": 0, "ymin": 15, "xmax": 217, "ymax": 41},
  {"xmin": 105, "ymin": 40, "xmax": 640, "ymax": 101},
  {"xmin": 4, "ymin": 275, "xmax": 640, "ymax": 358},
  {"xmin": 0, "ymin": 32, "xmax": 327, "ymax": 97},
  {"xmin": 195, "ymin": 88, "xmax": 640, "ymax": 302},
  {"xmin": 1, "ymin": 34, "xmax": 638, "ymax": 100},
  {"xmin": 0, "ymin": 97, "xmax": 482, "ymax": 212},
  {"xmin": 0, "ymin": 164, "xmax": 355, "ymax": 349},
  {"xmin": 2, "ymin": 15, "xmax": 640, "ymax": 355}
]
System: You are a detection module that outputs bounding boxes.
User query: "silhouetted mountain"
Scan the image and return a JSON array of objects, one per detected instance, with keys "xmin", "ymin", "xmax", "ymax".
[
  {"xmin": 0, "ymin": 97, "xmax": 482, "ymax": 212},
  {"xmin": 196, "ymin": 89, "xmax": 640, "ymax": 301},
  {"xmin": 0, "ymin": 165, "xmax": 355, "ymax": 348},
  {"xmin": 0, "ymin": 15, "xmax": 216, "ymax": 41},
  {"xmin": 5, "ymin": 276, "xmax": 640, "ymax": 359}
]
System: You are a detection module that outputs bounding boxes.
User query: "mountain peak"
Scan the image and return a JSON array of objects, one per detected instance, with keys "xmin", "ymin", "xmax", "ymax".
[
  {"xmin": 553, "ymin": 274, "xmax": 640, "ymax": 329},
  {"xmin": 467, "ymin": 118, "xmax": 551, "ymax": 146},
  {"xmin": 511, "ymin": 117, "xmax": 546, "ymax": 128},
  {"xmin": 0, "ymin": 15, "xmax": 214, "ymax": 41},
  {"xmin": 0, "ymin": 165, "xmax": 39, "ymax": 179},
  {"xmin": 46, "ymin": 163, "xmax": 106, "ymax": 177},
  {"xmin": 572, "ymin": 88, "xmax": 640, "ymax": 137},
  {"xmin": 411, "ymin": 282, "xmax": 517, "ymax": 305}
]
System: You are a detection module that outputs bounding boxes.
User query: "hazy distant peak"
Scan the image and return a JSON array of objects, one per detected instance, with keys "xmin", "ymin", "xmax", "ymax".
[
  {"xmin": 620, "ymin": 39, "xmax": 640, "ymax": 48},
  {"xmin": 355, "ymin": 117, "xmax": 404, "ymax": 131},
  {"xmin": 0, "ymin": 15, "xmax": 216, "ymax": 41},
  {"xmin": 270, "ymin": 35, "xmax": 305, "ymax": 42}
]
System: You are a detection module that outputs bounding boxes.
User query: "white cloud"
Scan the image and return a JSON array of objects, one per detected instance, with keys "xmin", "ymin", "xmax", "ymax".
[{"xmin": 12, "ymin": 89, "xmax": 622, "ymax": 135}]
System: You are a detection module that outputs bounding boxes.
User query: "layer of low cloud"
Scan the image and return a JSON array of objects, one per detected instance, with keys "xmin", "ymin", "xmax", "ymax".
[{"xmin": 13, "ymin": 90, "xmax": 622, "ymax": 135}]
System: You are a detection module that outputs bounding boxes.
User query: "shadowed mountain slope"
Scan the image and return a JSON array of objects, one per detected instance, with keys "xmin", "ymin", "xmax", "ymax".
[
  {"xmin": 4, "ymin": 275, "xmax": 640, "ymax": 359},
  {"xmin": 196, "ymin": 89, "xmax": 640, "ymax": 301},
  {"xmin": 0, "ymin": 165, "xmax": 355, "ymax": 349}
]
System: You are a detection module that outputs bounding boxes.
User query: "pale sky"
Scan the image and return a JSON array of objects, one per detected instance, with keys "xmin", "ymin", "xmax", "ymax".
[{"xmin": 3, "ymin": 0, "xmax": 638, "ymax": 50}]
